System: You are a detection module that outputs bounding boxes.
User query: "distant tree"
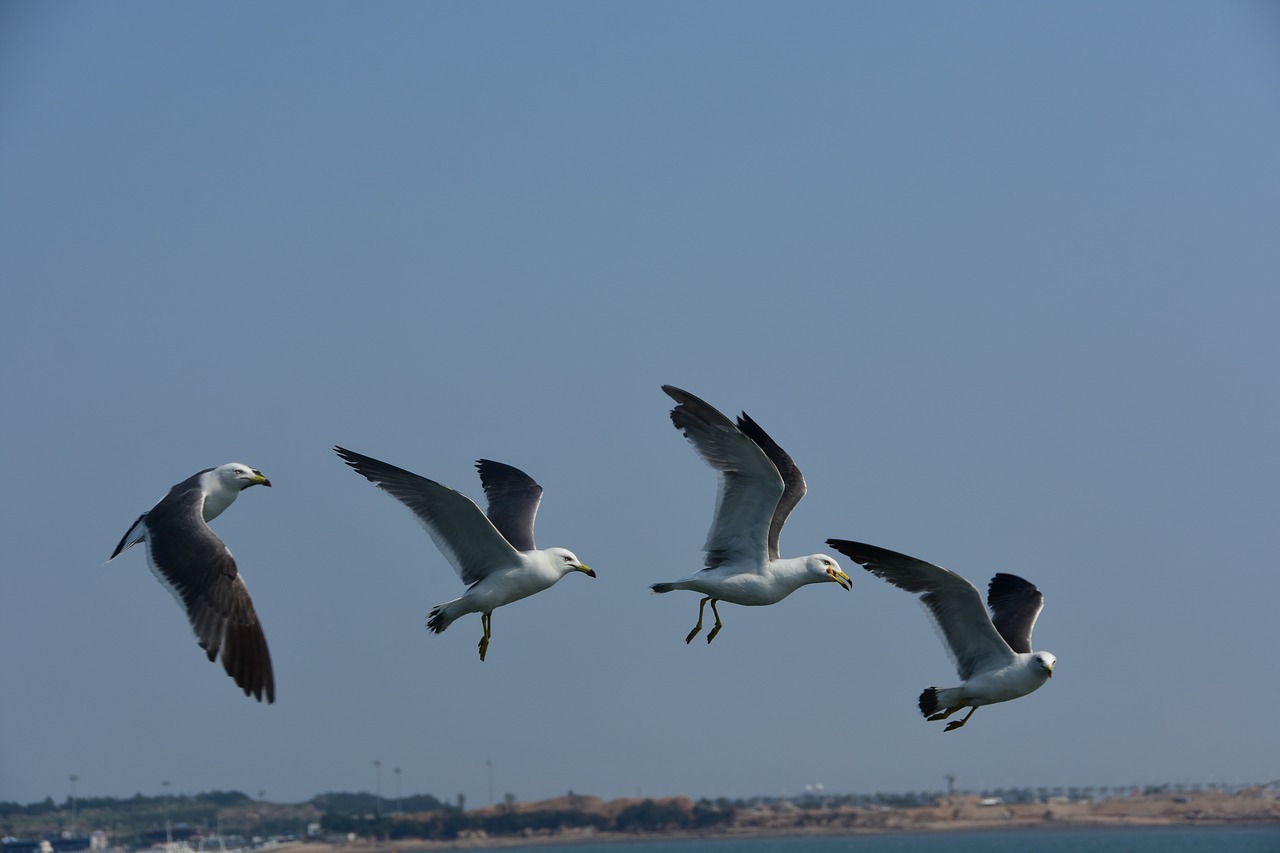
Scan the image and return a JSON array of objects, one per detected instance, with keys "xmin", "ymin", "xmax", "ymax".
[
  {"xmin": 319, "ymin": 812, "xmax": 359, "ymax": 834},
  {"xmin": 692, "ymin": 800, "xmax": 733, "ymax": 828},
  {"xmin": 616, "ymin": 799, "xmax": 687, "ymax": 832},
  {"xmin": 398, "ymin": 794, "xmax": 444, "ymax": 813}
]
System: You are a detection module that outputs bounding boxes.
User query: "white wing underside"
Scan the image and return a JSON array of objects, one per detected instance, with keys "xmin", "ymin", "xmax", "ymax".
[
  {"xmin": 665, "ymin": 388, "xmax": 786, "ymax": 571},
  {"xmin": 703, "ymin": 459, "xmax": 785, "ymax": 570},
  {"xmin": 826, "ymin": 540, "xmax": 1016, "ymax": 683},
  {"xmin": 407, "ymin": 492, "xmax": 525, "ymax": 586},
  {"xmin": 916, "ymin": 577, "xmax": 1016, "ymax": 681},
  {"xmin": 333, "ymin": 447, "xmax": 523, "ymax": 586}
]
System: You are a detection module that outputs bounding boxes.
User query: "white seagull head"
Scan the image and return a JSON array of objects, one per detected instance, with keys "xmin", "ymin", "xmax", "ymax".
[
  {"xmin": 545, "ymin": 547, "xmax": 595, "ymax": 579},
  {"xmin": 1033, "ymin": 651, "xmax": 1056, "ymax": 679},
  {"xmin": 808, "ymin": 554, "xmax": 852, "ymax": 590},
  {"xmin": 216, "ymin": 462, "xmax": 272, "ymax": 491}
]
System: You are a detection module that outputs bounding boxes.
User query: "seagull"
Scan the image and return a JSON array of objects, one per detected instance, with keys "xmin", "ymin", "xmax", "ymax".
[
  {"xmin": 650, "ymin": 386, "xmax": 851, "ymax": 643},
  {"xmin": 826, "ymin": 539, "xmax": 1055, "ymax": 731},
  {"xmin": 108, "ymin": 463, "xmax": 275, "ymax": 703},
  {"xmin": 334, "ymin": 446, "xmax": 595, "ymax": 661}
]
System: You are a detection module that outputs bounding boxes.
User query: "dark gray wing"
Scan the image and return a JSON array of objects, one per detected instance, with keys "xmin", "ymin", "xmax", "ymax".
[
  {"xmin": 827, "ymin": 539, "xmax": 1015, "ymax": 680},
  {"xmin": 142, "ymin": 479, "xmax": 274, "ymax": 703},
  {"xmin": 335, "ymin": 446, "xmax": 520, "ymax": 584},
  {"xmin": 662, "ymin": 385, "xmax": 783, "ymax": 570},
  {"xmin": 475, "ymin": 459, "xmax": 543, "ymax": 551},
  {"xmin": 986, "ymin": 572, "xmax": 1044, "ymax": 654},
  {"xmin": 735, "ymin": 411, "xmax": 806, "ymax": 561}
]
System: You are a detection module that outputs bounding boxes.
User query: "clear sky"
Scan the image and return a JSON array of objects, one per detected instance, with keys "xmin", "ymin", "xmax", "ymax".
[{"xmin": 3, "ymin": 1, "xmax": 1278, "ymax": 809}]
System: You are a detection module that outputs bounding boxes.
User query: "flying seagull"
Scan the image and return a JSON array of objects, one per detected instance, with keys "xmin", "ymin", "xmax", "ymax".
[
  {"xmin": 826, "ymin": 539, "xmax": 1055, "ymax": 731},
  {"xmin": 651, "ymin": 386, "xmax": 851, "ymax": 643},
  {"xmin": 334, "ymin": 446, "xmax": 595, "ymax": 661},
  {"xmin": 108, "ymin": 463, "xmax": 275, "ymax": 703}
]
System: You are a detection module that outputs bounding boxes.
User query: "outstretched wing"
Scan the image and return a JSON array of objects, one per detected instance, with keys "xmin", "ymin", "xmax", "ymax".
[
  {"xmin": 335, "ymin": 446, "xmax": 521, "ymax": 585},
  {"xmin": 140, "ymin": 479, "xmax": 275, "ymax": 703},
  {"xmin": 475, "ymin": 459, "xmax": 543, "ymax": 552},
  {"xmin": 986, "ymin": 572, "xmax": 1044, "ymax": 654},
  {"xmin": 735, "ymin": 411, "xmax": 806, "ymax": 561},
  {"xmin": 826, "ymin": 539, "xmax": 1015, "ymax": 680},
  {"xmin": 663, "ymin": 386, "xmax": 783, "ymax": 571}
]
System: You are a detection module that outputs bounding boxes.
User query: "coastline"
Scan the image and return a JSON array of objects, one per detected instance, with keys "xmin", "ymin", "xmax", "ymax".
[{"xmin": 308, "ymin": 789, "xmax": 1280, "ymax": 851}]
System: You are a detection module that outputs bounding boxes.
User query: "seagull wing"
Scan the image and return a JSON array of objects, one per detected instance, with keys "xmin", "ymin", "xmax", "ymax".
[
  {"xmin": 140, "ymin": 480, "xmax": 275, "ymax": 703},
  {"xmin": 475, "ymin": 459, "xmax": 543, "ymax": 552},
  {"xmin": 826, "ymin": 539, "xmax": 1015, "ymax": 680},
  {"xmin": 735, "ymin": 411, "xmax": 806, "ymax": 561},
  {"xmin": 335, "ymin": 446, "xmax": 521, "ymax": 584},
  {"xmin": 986, "ymin": 572, "xmax": 1044, "ymax": 654},
  {"xmin": 663, "ymin": 386, "xmax": 784, "ymax": 570}
]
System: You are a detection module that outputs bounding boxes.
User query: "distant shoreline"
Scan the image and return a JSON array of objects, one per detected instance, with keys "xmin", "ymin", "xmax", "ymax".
[
  {"xmin": 315, "ymin": 810, "xmax": 1280, "ymax": 852},
  {"xmin": 8, "ymin": 789, "xmax": 1275, "ymax": 853},
  {"xmin": 323, "ymin": 826, "xmax": 1280, "ymax": 853}
]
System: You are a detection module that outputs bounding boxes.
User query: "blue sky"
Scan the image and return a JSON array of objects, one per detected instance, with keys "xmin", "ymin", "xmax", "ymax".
[{"xmin": 2, "ymin": 1, "xmax": 1278, "ymax": 808}]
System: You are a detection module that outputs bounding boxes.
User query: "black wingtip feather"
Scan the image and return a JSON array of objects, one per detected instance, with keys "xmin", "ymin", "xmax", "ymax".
[
  {"xmin": 987, "ymin": 572, "xmax": 1036, "ymax": 601},
  {"xmin": 826, "ymin": 539, "xmax": 894, "ymax": 570},
  {"xmin": 109, "ymin": 513, "xmax": 148, "ymax": 560}
]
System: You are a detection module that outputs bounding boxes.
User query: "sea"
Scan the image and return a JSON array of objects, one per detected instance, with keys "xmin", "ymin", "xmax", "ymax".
[{"xmin": 463, "ymin": 827, "xmax": 1280, "ymax": 853}]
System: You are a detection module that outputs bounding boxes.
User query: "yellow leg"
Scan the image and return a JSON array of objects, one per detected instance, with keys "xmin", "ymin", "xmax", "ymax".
[
  {"xmin": 944, "ymin": 707, "xmax": 978, "ymax": 732},
  {"xmin": 928, "ymin": 704, "xmax": 965, "ymax": 722},
  {"xmin": 478, "ymin": 611, "xmax": 492, "ymax": 661},
  {"xmin": 705, "ymin": 599, "xmax": 724, "ymax": 644},
  {"xmin": 685, "ymin": 597, "xmax": 711, "ymax": 644}
]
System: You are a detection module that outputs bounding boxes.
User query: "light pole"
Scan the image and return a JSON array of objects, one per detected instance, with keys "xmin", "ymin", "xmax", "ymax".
[
  {"xmin": 373, "ymin": 760, "xmax": 382, "ymax": 819},
  {"xmin": 486, "ymin": 760, "xmax": 493, "ymax": 807},
  {"xmin": 162, "ymin": 780, "xmax": 172, "ymax": 845},
  {"xmin": 69, "ymin": 775, "xmax": 79, "ymax": 837},
  {"xmin": 394, "ymin": 768, "xmax": 402, "ymax": 815}
]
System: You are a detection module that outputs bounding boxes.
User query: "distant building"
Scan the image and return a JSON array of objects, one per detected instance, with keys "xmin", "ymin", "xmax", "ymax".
[{"xmin": 2, "ymin": 840, "xmax": 40, "ymax": 853}]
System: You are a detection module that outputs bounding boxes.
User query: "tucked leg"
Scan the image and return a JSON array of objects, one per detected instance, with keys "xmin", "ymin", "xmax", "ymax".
[
  {"xmin": 705, "ymin": 599, "xmax": 725, "ymax": 644},
  {"xmin": 944, "ymin": 707, "xmax": 978, "ymax": 732},
  {"xmin": 685, "ymin": 597, "xmax": 711, "ymax": 644},
  {"xmin": 478, "ymin": 611, "xmax": 493, "ymax": 661},
  {"xmin": 928, "ymin": 704, "xmax": 966, "ymax": 721}
]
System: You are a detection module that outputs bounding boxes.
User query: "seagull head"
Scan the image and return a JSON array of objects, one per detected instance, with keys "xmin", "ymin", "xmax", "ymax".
[
  {"xmin": 810, "ymin": 555, "xmax": 852, "ymax": 590},
  {"xmin": 1034, "ymin": 652, "xmax": 1056, "ymax": 679},
  {"xmin": 548, "ymin": 547, "xmax": 595, "ymax": 578},
  {"xmin": 220, "ymin": 463, "xmax": 272, "ymax": 490}
]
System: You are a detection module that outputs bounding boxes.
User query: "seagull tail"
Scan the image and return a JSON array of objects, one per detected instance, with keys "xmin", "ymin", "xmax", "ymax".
[
  {"xmin": 427, "ymin": 601, "xmax": 461, "ymax": 634},
  {"xmin": 918, "ymin": 688, "xmax": 940, "ymax": 717},
  {"xmin": 919, "ymin": 687, "xmax": 963, "ymax": 718},
  {"xmin": 108, "ymin": 513, "xmax": 148, "ymax": 561},
  {"xmin": 650, "ymin": 582, "xmax": 679, "ymax": 594}
]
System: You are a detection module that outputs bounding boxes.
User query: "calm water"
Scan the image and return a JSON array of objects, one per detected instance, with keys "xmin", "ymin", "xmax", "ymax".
[{"xmin": 462, "ymin": 826, "xmax": 1280, "ymax": 853}]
